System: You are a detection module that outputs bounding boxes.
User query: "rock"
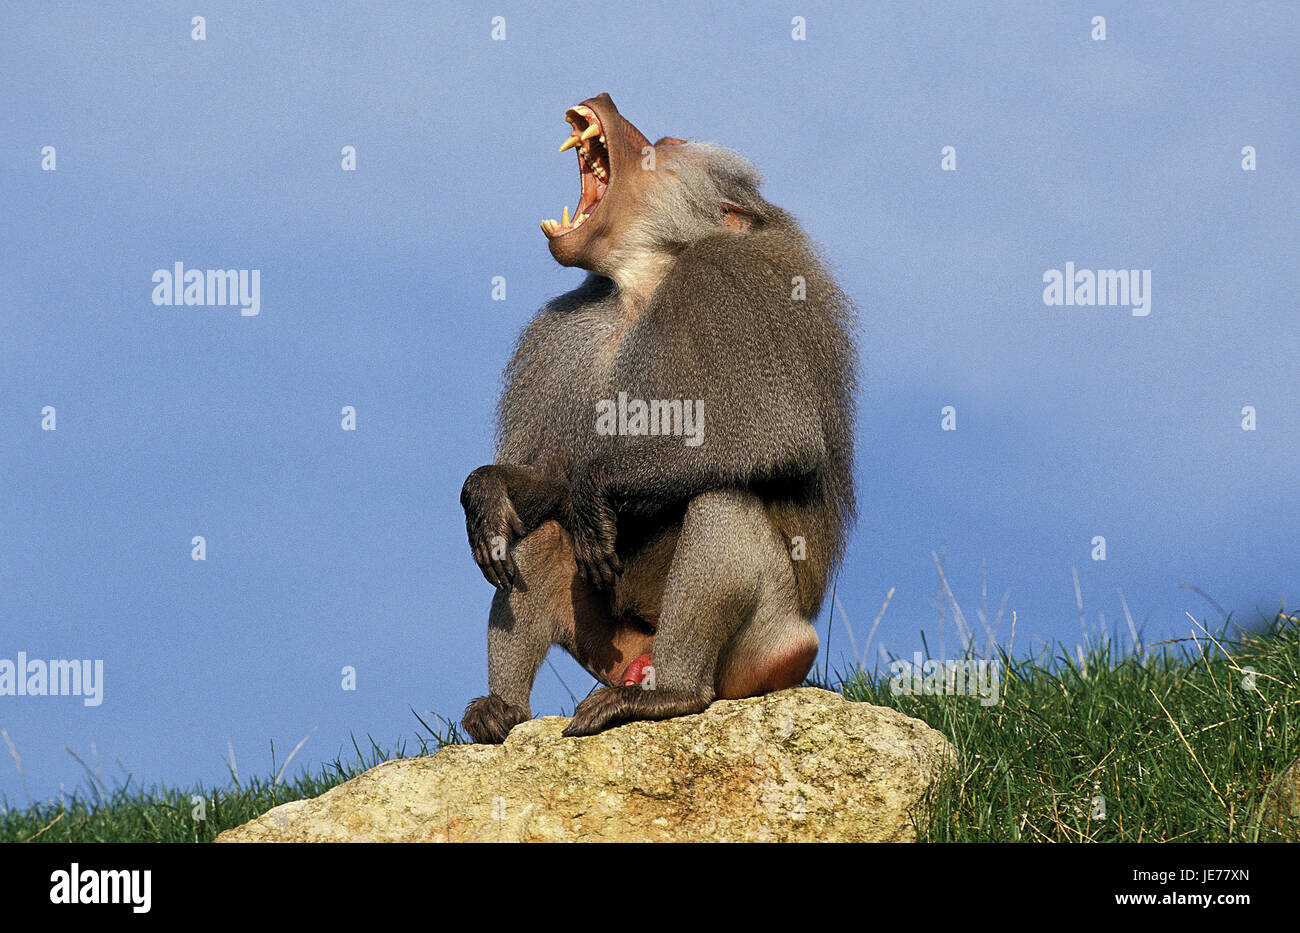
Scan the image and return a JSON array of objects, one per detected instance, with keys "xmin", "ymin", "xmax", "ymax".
[
  {"xmin": 216, "ymin": 687, "xmax": 955, "ymax": 842},
  {"xmin": 1261, "ymin": 758, "xmax": 1300, "ymax": 840}
]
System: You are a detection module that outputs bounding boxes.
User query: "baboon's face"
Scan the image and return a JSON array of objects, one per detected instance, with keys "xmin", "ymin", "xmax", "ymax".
[{"xmin": 540, "ymin": 93, "xmax": 656, "ymax": 272}]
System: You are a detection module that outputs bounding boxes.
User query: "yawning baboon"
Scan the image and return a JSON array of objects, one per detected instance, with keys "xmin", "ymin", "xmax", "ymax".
[{"xmin": 460, "ymin": 93, "xmax": 856, "ymax": 741}]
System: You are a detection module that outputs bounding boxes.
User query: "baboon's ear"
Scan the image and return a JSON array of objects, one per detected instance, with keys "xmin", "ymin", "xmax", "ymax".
[
  {"xmin": 720, "ymin": 202, "xmax": 754, "ymax": 232},
  {"xmin": 654, "ymin": 136, "xmax": 688, "ymax": 146}
]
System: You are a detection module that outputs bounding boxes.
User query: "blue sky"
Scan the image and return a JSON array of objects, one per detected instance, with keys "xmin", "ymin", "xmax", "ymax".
[{"xmin": 1, "ymin": 1, "xmax": 1296, "ymax": 803}]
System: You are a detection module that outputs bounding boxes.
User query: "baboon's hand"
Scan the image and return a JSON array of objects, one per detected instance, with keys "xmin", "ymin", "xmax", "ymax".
[
  {"xmin": 461, "ymin": 466, "xmax": 526, "ymax": 589},
  {"xmin": 570, "ymin": 468, "xmax": 622, "ymax": 590}
]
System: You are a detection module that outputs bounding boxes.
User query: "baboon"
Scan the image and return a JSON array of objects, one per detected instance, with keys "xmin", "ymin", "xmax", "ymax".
[{"xmin": 460, "ymin": 93, "xmax": 856, "ymax": 742}]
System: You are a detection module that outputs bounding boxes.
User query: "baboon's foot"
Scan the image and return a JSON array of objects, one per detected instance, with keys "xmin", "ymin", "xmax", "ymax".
[
  {"xmin": 462, "ymin": 694, "xmax": 530, "ymax": 744},
  {"xmin": 561, "ymin": 685, "xmax": 711, "ymax": 737}
]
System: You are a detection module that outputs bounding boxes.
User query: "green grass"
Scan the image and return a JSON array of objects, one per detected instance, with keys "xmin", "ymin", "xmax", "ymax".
[
  {"xmin": 838, "ymin": 612, "xmax": 1300, "ymax": 841},
  {"xmin": 3, "ymin": 617, "xmax": 1297, "ymax": 842},
  {"xmin": 0, "ymin": 715, "xmax": 464, "ymax": 843}
]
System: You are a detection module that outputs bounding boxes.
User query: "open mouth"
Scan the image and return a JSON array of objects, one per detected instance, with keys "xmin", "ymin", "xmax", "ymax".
[{"xmin": 541, "ymin": 105, "xmax": 611, "ymax": 238}]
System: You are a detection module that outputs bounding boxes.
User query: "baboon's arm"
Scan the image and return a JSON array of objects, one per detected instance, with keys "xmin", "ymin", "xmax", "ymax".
[
  {"xmin": 568, "ymin": 432, "xmax": 825, "ymax": 589},
  {"xmin": 461, "ymin": 462, "xmax": 569, "ymax": 588}
]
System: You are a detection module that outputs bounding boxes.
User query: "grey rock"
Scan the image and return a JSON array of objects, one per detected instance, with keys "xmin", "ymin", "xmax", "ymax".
[{"xmin": 216, "ymin": 687, "xmax": 954, "ymax": 843}]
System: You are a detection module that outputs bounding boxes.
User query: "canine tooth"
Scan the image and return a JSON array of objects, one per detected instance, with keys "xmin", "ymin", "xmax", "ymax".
[
  {"xmin": 562, "ymin": 205, "xmax": 570, "ymax": 226},
  {"xmin": 559, "ymin": 135, "xmax": 580, "ymax": 152},
  {"xmin": 581, "ymin": 124, "xmax": 601, "ymax": 141}
]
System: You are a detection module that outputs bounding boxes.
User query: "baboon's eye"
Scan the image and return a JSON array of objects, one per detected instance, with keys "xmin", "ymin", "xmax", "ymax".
[{"xmin": 721, "ymin": 203, "xmax": 754, "ymax": 233}]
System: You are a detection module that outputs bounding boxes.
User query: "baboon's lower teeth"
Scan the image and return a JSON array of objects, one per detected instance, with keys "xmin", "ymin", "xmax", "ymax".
[{"xmin": 548, "ymin": 104, "xmax": 610, "ymax": 237}]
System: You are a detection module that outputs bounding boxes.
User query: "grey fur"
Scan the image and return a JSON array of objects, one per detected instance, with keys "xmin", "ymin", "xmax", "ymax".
[{"xmin": 461, "ymin": 139, "xmax": 857, "ymax": 742}]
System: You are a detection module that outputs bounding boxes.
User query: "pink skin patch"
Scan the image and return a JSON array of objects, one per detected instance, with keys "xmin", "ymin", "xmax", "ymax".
[{"xmin": 622, "ymin": 654, "xmax": 653, "ymax": 686}]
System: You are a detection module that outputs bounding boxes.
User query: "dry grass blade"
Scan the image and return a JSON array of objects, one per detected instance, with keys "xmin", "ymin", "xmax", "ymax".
[
  {"xmin": 23, "ymin": 811, "xmax": 65, "ymax": 842},
  {"xmin": 1, "ymin": 729, "xmax": 31, "ymax": 806},
  {"xmin": 1150, "ymin": 689, "xmax": 1228, "ymax": 813},
  {"xmin": 931, "ymin": 551, "xmax": 973, "ymax": 649},
  {"xmin": 274, "ymin": 726, "xmax": 319, "ymax": 787}
]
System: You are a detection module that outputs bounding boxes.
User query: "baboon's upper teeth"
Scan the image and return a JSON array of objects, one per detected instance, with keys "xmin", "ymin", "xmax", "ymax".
[{"xmin": 580, "ymin": 124, "xmax": 601, "ymax": 141}]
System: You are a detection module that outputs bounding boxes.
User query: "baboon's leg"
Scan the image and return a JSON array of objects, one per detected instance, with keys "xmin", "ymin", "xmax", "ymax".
[
  {"xmin": 462, "ymin": 520, "xmax": 571, "ymax": 743},
  {"xmin": 713, "ymin": 509, "xmax": 818, "ymax": 697},
  {"xmin": 461, "ymin": 520, "xmax": 653, "ymax": 743},
  {"xmin": 715, "ymin": 609, "xmax": 819, "ymax": 699},
  {"xmin": 563, "ymin": 489, "xmax": 797, "ymax": 736}
]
